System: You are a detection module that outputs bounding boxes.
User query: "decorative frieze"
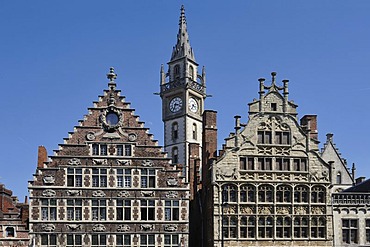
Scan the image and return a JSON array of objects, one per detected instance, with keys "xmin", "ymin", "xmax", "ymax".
[
  {"xmin": 117, "ymin": 159, "xmax": 131, "ymax": 166},
  {"xmin": 141, "ymin": 224, "xmax": 154, "ymax": 231},
  {"xmin": 164, "ymin": 224, "xmax": 178, "ymax": 232},
  {"xmin": 117, "ymin": 225, "xmax": 130, "ymax": 232},
  {"xmin": 165, "ymin": 191, "xmax": 178, "ymax": 199},
  {"xmin": 92, "ymin": 224, "xmax": 106, "ymax": 232},
  {"xmin": 43, "ymin": 175, "xmax": 55, "ymax": 185},
  {"xmin": 41, "ymin": 224, "xmax": 55, "ymax": 232},
  {"xmin": 93, "ymin": 159, "xmax": 107, "ymax": 165},
  {"xmin": 92, "ymin": 190, "xmax": 106, "ymax": 197},
  {"xmin": 42, "ymin": 189, "xmax": 56, "ymax": 197},
  {"xmin": 67, "ymin": 190, "xmax": 81, "ymax": 196},
  {"xmin": 142, "ymin": 160, "xmax": 153, "ymax": 167},
  {"xmin": 68, "ymin": 158, "xmax": 81, "ymax": 166},
  {"xmin": 117, "ymin": 191, "xmax": 130, "ymax": 198},
  {"xmin": 141, "ymin": 191, "xmax": 154, "ymax": 197},
  {"xmin": 66, "ymin": 224, "xmax": 81, "ymax": 231},
  {"xmin": 167, "ymin": 177, "xmax": 178, "ymax": 186}
]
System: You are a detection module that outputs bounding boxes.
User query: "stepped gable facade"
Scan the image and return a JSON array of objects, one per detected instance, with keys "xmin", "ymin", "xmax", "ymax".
[
  {"xmin": 28, "ymin": 68, "xmax": 189, "ymax": 246},
  {"xmin": 208, "ymin": 72, "xmax": 335, "ymax": 247},
  {"xmin": 0, "ymin": 184, "xmax": 29, "ymax": 246}
]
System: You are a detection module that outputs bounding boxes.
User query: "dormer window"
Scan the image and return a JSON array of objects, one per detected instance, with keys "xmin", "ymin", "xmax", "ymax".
[{"xmin": 271, "ymin": 103, "xmax": 277, "ymax": 111}]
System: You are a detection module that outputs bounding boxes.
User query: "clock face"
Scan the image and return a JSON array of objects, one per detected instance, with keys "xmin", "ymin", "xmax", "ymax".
[
  {"xmin": 169, "ymin": 97, "xmax": 183, "ymax": 113},
  {"xmin": 188, "ymin": 97, "xmax": 198, "ymax": 113}
]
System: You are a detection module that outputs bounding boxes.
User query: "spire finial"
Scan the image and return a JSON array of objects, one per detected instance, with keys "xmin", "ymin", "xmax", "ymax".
[
  {"xmin": 171, "ymin": 5, "xmax": 195, "ymax": 61},
  {"xmin": 107, "ymin": 67, "xmax": 117, "ymax": 82},
  {"xmin": 271, "ymin": 72, "xmax": 277, "ymax": 85}
]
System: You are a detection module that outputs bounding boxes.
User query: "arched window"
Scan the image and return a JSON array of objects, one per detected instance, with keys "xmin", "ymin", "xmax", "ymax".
[
  {"xmin": 222, "ymin": 184, "xmax": 237, "ymax": 203},
  {"xmin": 258, "ymin": 185, "xmax": 273, "ymax": 202},
  {"xmin": 5, "ymin": 227, "xmax": 15, "ymax": 237},
  {"xmin": 174, "ymin": 65, "xmax": 180, "ymax": 78},
  {"xmin": 240, "ymin": 184, "xmax": 255, "ymax": 202},
  {"xmin": 294, "ymin": 186, "xmax": 308, "ymax": 203},
  {"xmin": 336, "ymin": 172, "xmax": 342, "ymax": 184},
  {"xmin": 311, "ymin": 186, "xmax": 325, "ymax": 203},
  {"xmin": 172, "ymin": 147, "xmax": 178, "ymax": 164},
  {"xmin": 189, "ymin": 66, "xmax": 194, "ymax": 80},
  {"xmin": 192, "ymin": 123, "xmax": 197, "ymax": 140},
  {"xmin": 172, "ymin": 122, "xmax": 178, "ymax": 140},
  {"xmin": 276, "ymin": 185, "xmax": 291, "ymax": 203}
]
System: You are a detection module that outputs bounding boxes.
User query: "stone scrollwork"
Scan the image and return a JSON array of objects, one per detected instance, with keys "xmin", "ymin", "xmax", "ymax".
[
  {"xmin": 166, "ymin": 177, "xmax": 178, "ymax": 186},
  {"xmin": 117, "ymin": 225, "xmax": 130, "ymax": 232},
  {"xmin": 42, "ymin": 224, "xmax": 55, "ymax": 232},
  {"xmin": 165, "ymin": 191, "xmax": 178, "ymax": 199},
  {"xmin": 67, "ymin": 224, "xmax": 81, "ymax": 231},
  {"xmin": 117, "ymin": 159, "xmax": 131, "ymax": 166},
  {"xmin": 43, "ymin": 175, "xmax": 55, "ymax": 185},
  {"xmin": 68, "ymin": 158, "xmax": 81, "ymax": 166},
  {"xmin": 141, "ymin": 224, "xmax": 154, "ymax": 231},
  {"xmin": 141, "ymin": 191, "xmax": 154, "ymax": 197},
  {"xmin": 42, "ymin": 189, "xmax": 56, "ymax": 197},
  {"xmin": 215, "ymin": 166, "xmax": 238, "ymax": 180},
  {"xmin": 92, "ymin": 190, "xmax": 106, "ymax": 197},
  {"xmin": 67, "ymin": 190, "xmax": 81, "ymax": 196},
  {"xmin": 92, "ymin": 224, "xmax": 106, "ymax": 232},
  {"xmin": 276, "ymin": 207, "xmax": 290, "ymax": 215},
  {"xmin": 142, "ymin": 160, "xmax": 154, "ymax": 167},
  {"xmin": 258, "ymin": 206, "xmax": 272, "ymax": 215},
  {"xmin": 118, "ymin": 191, "xmax": 130, "ymax": 198},
  {"xmin": 164, "ymin": 224, "xmax": 178, "ymax": 232},
  {"xmin": 93, "ymin": 159, "xmax": 107, "ymax": 165}
]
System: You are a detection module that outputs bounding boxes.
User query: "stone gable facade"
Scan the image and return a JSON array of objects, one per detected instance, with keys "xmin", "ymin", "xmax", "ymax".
[{"xmin": 28, "ymin": 68, "xmax": 189, "ymax": 247}]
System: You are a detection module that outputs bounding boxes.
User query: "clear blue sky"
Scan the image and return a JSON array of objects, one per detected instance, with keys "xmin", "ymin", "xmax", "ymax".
[{"xmin": 1, "ymin": 1, "xmax": 370, "ymax": 200}]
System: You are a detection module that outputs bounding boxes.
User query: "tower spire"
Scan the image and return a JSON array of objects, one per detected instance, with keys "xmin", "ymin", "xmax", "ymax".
[{"xmin": 171, "ymin": 5, "xmax": 195, "ymax": 61}]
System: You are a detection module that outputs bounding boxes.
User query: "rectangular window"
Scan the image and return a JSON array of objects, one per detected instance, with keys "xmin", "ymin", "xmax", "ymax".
[
  {"xmin": 140, "ymin": 235, "xmax": 155, "ymax": 247},
  {"xmin": 366, "ymin": 219, "xmax": 370, "ymax": 243},
  {"xmin": 276, "ymin": 158, "xmax": 290, "ymax": 171},
  {"xmin": 342, "ymin": 219, "xmax": 358, "ymax": 244},
  {"xmin": 222, "ymin": 216, "xmax": 237, "ymax": 239},
  {"xmin": 116, "ymin": 235, "xmax": 131, "ymax": 247},
  {"xmin": 240, "ymin": 216, "xmax": 255, "ymax": 238},
  {"xmin": 41, "ymin": 234, "xmax": 57, "ymax": 247},
  {"xmin": 92, "ymin": 144, "xmax": 99, "ymax": 155},
  {"xmin": 141, "ymin": 169, "xmax": 156, "ymax": 188},
  {"xmin": 67, "ymin": 168, "xmax": 82, "ymax": 187},
  {"xmin": 294, "ymin": 217, "xmax": 309, "ymax": 238},
  {"xmin": 92, "ymin": 168, "xmax": 107, "ymax": 187},
  {"xmin": 258, "ymin": 216, "xmax": 273, "ymax": 238},
  {"xmin": 67, "ymin": 199, "xmax": 82, "ymax": 221},
  {"xmin": 141, "ymin": 200, "xmax": 155, "ymax": 221},
  {"xmin": 164, "ymin": 234, "xmax": 179, "ymax": 247},
  {"xmin": 165, "ymin": 200, "xmax": 179, "ymax": 221},
  {"xmin": 275, "ymin": 131, "xmax": 290, "ymax": 145},
  {"xmin": 92, "ymin": 235, "xmax": 107, "ymax": 247},
  {"xmin": 117, "ymin": 169, "xmax": 131, "ymax": 188},
  {"xmin": 116, "ymin": 199, "xmax": 131, "ymax": 221},
  {"xmin": 67, "ymin": 234, "xmax": 82, "ymax": 247},
  {"xmin": 257, "ymin": 131, "xmax": 272, "ymax": 144},
  {"xmin": 293, "ymin": 158, "xmax": 307, "ymax": 171},
  {"xmin": 117, "ymin": 145, "xmax": 124, "ymax": 156},
  {"xmin": 257, "ymin": 158, "xmax": 272, "ymax": 170},
  {"xmin": 240, "ymin": 157, "xmax": 254, "ymax": 170},
  {"xmin": 41, "ymin": 199, "xmax": 57, "ymax": 220},
  {"xmin": 100, "ymin": 145, "xmax": 107, "ymax": 155},
  {"xmin": 125, "ymin": 144, "xmax": 132, "ymax": 156},
  {"xmin": 92, "ymin": 200, "xmax": 106, "ymax": 220}
]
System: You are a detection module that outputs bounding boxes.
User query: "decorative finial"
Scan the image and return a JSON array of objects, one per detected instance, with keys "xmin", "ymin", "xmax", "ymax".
[
  {"xmin": 107, "ymin": 67, "xmax": 117, "ymax": 82},
  {"xmin": 271, "ymin": 72, "xmax": 277, "ymax": 85}
]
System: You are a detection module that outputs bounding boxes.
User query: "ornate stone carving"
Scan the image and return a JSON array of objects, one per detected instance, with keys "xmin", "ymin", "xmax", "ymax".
[
  {"xmin": 141, "ymin": 224, "xmax": 154, "ymax": 231},
  {"xmin": 224, "ymin": 205, "xmax": 237, "ymax": 214},
  {"xmin": 92, "ymin": 224, "xmax": 106, "ymax": 232},
  {"xmin": 92, "ymin": 190, "xmax": 106, "ymax": 197},
  {"xmin": 43, "ymin": 175, "xmax": 55, "ymax": 184},
  {"xmin": 240, "ymin": 206, "xmax": 254, "ymax": 214},
  {"xmin": 93, "ymin": 159, "xmax": 107, "ymax": 165},
  {"xmin": 128, "ymin": 133, "xmax": 137, "ymax": 142},
  {"xmin": 68, "ymin": 158, "xmax": 81, "ymax": 166},
  {"xmin": 42, "ymin": 224, "xmax": 55, "ymax": 232},
  {"xmin": 164, "ymin": 224, "xmax": 178, "ymax": 232},
  {"xmin": 276, "ymin": 206, "xmax": 290, "ymax": 214},
  {"xmin": 215, "ymin": 166, "xmax": 237, "ymax": 180},
  {"xmin": 166, "ymin": 177, "xmax": 178, "ymax": 186},
  {"xmin": 142, "ymin": 160, "xmax": 154, "ymax": 167},
  {"xmin": 118, "ymin": 191, "xmax": 130, "ymax": 198},
  {"xmin": 67, "ymin": 190, "xmax": 81, "ymax": 196},
  {"xmin": 258, "ymin": 146, "xmax": 273, "ymax": 155},
  {"xmin": 165, "ymin": 191, "xmax": 178, "ymax": 199},
  {"xmin": 276, "ymin": 174, "xmax": 290, "ymax": 181},
  {"xmin": 67, "ymin": 224, "xmax": 82, "ymax": 231},
  {"xmin": 117, "ymin": 159, "xmax": 131, "ymax": 166},
  {"xmin": 258, "ymin": 206, "xmax": 272, "ymax": 214},
  {"xmin": 258, "ymin": 173, "xmax": 273, "ymax": 180},
  {"xmin": 42, "ymin": 189, "xmax": 56, "ymax": 197},
  {"xmin": 294, "ymin": 206, "xmax": 307, "ymax": 215},
  {"xmin": 117, "ymin": 224, "xmax": 130, "ymax": 232},
  {"xmin": 275, "ymin": 147, "xmax": 290, "ymax": 155},
  {"xmin": 86, "ymin": 132, "xmax": 96, "ymax": 141},
  {"xmin": 311, "ymin": 206, "xmax": 325, "ymax": 215},
  {"xmin": 141, "ymin": 191, "xmax": 154, "ymax": 197}
]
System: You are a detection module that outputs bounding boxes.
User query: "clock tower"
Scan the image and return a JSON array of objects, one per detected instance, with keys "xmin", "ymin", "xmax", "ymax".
[{"xmin": 160, "ymin": 5, "xmax": 206, "ymax": 183}]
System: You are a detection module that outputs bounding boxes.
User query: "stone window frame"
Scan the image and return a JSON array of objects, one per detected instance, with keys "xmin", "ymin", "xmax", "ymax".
[
  {"xmin": 164, "ymin": 200, "xmax": 180, "ymax": 221},
  {"xmin": 192, "ymin": 123, "xmax": 197, "ymax": 140},
  {"xmin": 41, "ymin": 234, "xmax": 57, "ymax": 247},
  {"xmin": 172, "ymin": 122, "xmax": 178, "ymax": 140},
  {"xmin": 293, "ymin": 185, "xmax": 309, "ymax": 203},
  {"xmin": 310, "ymin": 216, "xmax": 326, "ymax": 239},
  {"xmin": 91, "ymin": 234, "xmax": 107, "ymax": 247},
  {"xmin": 240, "ymin": 216, "xmax": 256, "ymax": 239},
  {"xmin": 140, "ymin": 168, "xmax": 156, "ymax": 188},
  {"xmin": 116, "ymin": 234, "xmax": 131, "ymax": 247},
  {"xmin": 257, "ymin": 216, "xmax": 274, "ymax": 238},
  {"xmin": 117, "ymin": 168, "xmax": 132, "ymax": 188},
  {"xmin": 67, "ymin": 168, "xmax": 83, "ymax": 187},
  {"xmin": 276, "ymin": 185, "xmax": 292, "ymax": 203},
  {"xmin": 257, "ymin": 157, "xmax": 272, "ymax": 171},
  {"xmin": 257, "ymin": 185, "xmax": 274, "ymax": 203},
  {"xmin": 140, "ymin": 234, "xmax": 156, "ymax": 247},
  {"xmin": 366, "ymin": 219, "xmax": 370, "ymax": 243},
  {"xmin": 140, "ymin": 199, "xmax": 156, "ymax": 221},
  {"xmin": 91, "ymin": 199, "xmax": 107, "ymax": 221},
  {"xmin": 336, "ymin": 172, "xmax": 342, "ymax": 184},
  {"xmin": 311, "ymin": 186, "xmax": 326, "ymax": 203},
  {"xmin": 92, "ymin": 168, "xmax": 107, "ymax": 188},
  {"xmin": 66, "ymin": 234, "xmax": 82, "ymax": 247},
  {"xmin": 164, "ymin": 234, "xmax": 180, "ymax": 247},
  {"xmin": 172, "ymin": 147, "xmax": 178, "ymax": 164},
  {"xmin": 116, "ymin": 199, "xmax": 131, "ymax": 221},
  {"xmin": 92, "ymin": 143, "xmax": 133, "ymax": 157},
  {"xmin": 293, "ymin": 158, "xmax": 307, "ymax": 171},
  {"xmin": 5, "ymin": 226, "xmax": 15, "ymax": 238},
  {"xmin": 293, "ymin": 216, "xmax": 309, "ymax": 238},
  {"xmin": 276, "ymin": 216, "xmax": 292, "ymax": 238},
  {"xmin": 240, "ymin": 184, "xmax": 256, "ymax": 203},
  {"xmin": 342, "ymin": 218, "xmax": 358, "ymax": 244},
  {"xmin": 222, "ymin": 215, "xmax": 238, "ymax": 239},
  {"xmin": 276, "ymin": 157, "xmax": 290, "ymax": 171},
  {"xmin": 67, "ymin": 199, "xmax": 83, "ymax": 221},
  {"xmin": 189, "ymin": 65, "xmax": 194, "ymax": 80},
  {"xmin": 222, "ymin": 184, "xmax": 237, "ymax": 203},
  {"xmin": 41, "ymin": 198, "xmax": 57, "ymax": 220}
]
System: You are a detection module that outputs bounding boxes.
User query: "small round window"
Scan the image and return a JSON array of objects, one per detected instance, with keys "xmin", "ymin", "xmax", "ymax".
[{"xmin": 106, "ymin": 112, "xmax": 119, "ymax": 126}]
